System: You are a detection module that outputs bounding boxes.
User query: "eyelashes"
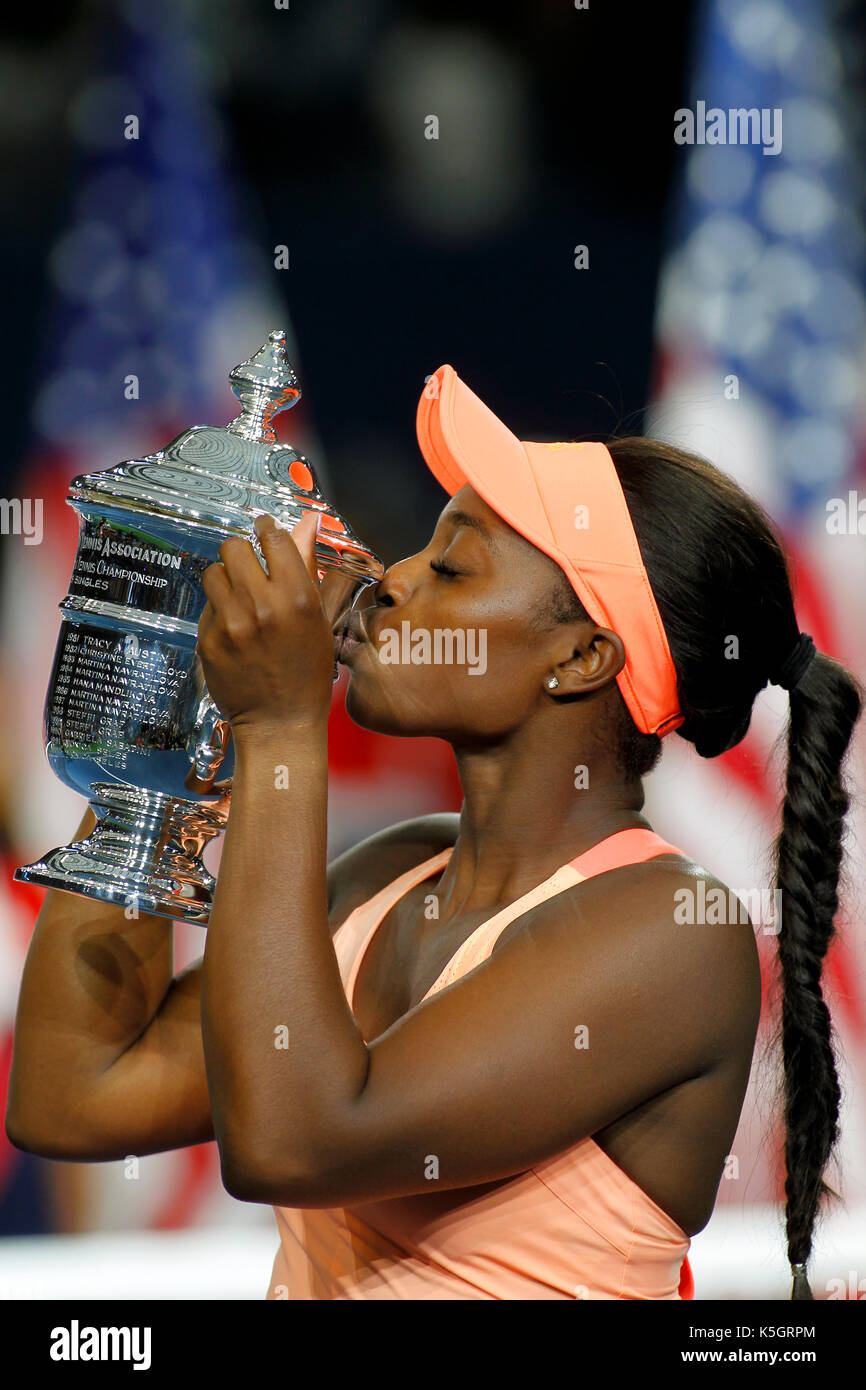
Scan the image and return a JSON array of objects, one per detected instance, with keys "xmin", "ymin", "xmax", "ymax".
[{"xmin": 430, "ymin": 558, "xmax": 461, "ymax": 578}]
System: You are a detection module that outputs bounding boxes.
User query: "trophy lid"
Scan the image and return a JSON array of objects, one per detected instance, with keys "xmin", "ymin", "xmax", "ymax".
[{"xmin": 67, "ymin": 330, "xmax": 384, "ymax": 584}]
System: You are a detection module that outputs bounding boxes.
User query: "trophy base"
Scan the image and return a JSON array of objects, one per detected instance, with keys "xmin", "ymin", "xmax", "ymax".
[{"xmin": 14, "ymin": 784, "xmax": 231, "ymax": 926}]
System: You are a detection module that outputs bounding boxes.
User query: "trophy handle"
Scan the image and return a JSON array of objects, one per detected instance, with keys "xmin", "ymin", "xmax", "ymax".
[{"xmin": 184, "ymin": 689, "xmax": 232, "ymax": 794}]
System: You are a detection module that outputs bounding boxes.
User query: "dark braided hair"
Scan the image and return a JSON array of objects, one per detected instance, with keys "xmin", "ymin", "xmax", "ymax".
[{"xmin": 538, "ymin": 434, "xmax": 863, "ymax": 1299}]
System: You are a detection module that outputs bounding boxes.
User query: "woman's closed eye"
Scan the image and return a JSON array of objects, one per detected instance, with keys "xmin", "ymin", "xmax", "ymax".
[{"xmin": 430, "ymin": 558, "xmax": 462, "ymax": 578}]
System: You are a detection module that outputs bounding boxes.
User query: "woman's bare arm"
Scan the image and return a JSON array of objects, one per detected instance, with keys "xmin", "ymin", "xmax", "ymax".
[
  {"xmin": 5, "ymin": 805, "xmax": 213, "ymax": 1159},
  {"xmin": 6, "ymin": 805, "xmax": 459, "ymax": 1162}
]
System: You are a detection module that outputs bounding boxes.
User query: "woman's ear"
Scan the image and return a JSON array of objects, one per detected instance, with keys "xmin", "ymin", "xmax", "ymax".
[{"xmin": 546, "ymin": 625, "xmax": 625, "ymax": 695}]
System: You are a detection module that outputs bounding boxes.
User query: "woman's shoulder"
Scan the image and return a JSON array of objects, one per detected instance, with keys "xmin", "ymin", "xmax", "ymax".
[
  {"xmin": 327, "ymin": 811, "xmax": 459, "ymax": 934},
  {"xmin": 519, "ymin": 850, "xmax": 763, "ymax": 1065},
  {"xmin": 559, "ymin": 849, "xmax": 765, "ymax": 961}
]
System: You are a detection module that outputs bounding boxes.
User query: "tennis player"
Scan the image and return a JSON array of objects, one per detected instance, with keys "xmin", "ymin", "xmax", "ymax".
[{"xmin": 8, "ymin": 365, "xmax": 861, "ymax": 1300}]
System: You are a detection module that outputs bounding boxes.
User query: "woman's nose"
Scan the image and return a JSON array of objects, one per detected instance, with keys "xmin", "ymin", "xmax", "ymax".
[{"xmin": 369, "ymin": 555, "xmax": 417, "ymax": 608}]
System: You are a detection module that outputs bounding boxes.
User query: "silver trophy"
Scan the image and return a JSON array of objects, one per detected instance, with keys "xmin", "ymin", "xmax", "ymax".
[{"xmin": 14, "ymin": 330, "xmax": 384, "ymax": 924}]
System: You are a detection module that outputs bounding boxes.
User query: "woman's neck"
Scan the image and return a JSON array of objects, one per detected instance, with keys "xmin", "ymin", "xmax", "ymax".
[{"xmin": 437, "ymin": 730, "xmax": 649, "ymax": 917}]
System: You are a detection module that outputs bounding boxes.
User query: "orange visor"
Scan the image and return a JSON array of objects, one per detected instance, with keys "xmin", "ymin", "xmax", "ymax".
[{"xmin": 416, "ymin": 364, "xmax": 683, "ymax": 738}]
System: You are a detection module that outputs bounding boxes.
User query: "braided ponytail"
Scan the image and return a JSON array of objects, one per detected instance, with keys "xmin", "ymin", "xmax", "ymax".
[
  {"xmin": 771, "ymin": 652, "xmax": 862, "ymax": 1298},
  {"xmin": 543, "ymin": 433, "xmax": 864, "ymax": 1297}
]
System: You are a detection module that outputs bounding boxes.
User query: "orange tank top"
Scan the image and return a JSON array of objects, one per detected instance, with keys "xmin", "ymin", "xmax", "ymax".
[{"xmin": 267, "ymin": 827, "xmax": 696, "ymax": 1300}]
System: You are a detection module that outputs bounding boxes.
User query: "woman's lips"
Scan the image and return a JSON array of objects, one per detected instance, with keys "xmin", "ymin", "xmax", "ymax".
[
  {"xmin": 334, "ymin": 630, "xmax": 362, "ymax": 663},
  {"xmin": 334, "ymin": 611, "xmax": 368, "ymax": 663}
]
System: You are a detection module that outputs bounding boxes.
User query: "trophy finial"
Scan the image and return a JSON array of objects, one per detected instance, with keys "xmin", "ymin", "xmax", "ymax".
[{"xmin": 226, "ymin": 329, "xmax": 302, "ymax": 443}]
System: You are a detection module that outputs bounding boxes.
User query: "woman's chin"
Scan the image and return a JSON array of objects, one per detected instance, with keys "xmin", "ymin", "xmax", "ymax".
[
  {"xmin": 343, "ymin": 682, "xmax": 429, "ymax": 739},
  {"xmin": 343, "ymin": 682, "xmax": 388, "ymax": 733}
]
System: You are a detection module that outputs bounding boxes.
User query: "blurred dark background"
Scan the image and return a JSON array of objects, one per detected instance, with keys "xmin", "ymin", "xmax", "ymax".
[{"xmin": 0, "ymin": 0, "xmax": 696, "ymax": 563}]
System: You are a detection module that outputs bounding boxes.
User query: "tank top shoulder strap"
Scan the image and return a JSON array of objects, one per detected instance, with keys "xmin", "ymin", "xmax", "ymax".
[
  {"xmin": 335, "ymin": 848, "xmax": 452, "ymax": 1010},
  {"xmin": 420, "ymin": 827, "xmax": 687, "ymax": 998},
  {"xmin": 565, "ymin": 827, "xmax": 685, "ymax": 879}
]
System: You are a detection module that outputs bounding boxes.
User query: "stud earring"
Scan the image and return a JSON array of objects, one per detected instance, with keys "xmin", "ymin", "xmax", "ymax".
[{"xmin": 546, "ymin": 675, "xmax": 559, "ymax": 689}]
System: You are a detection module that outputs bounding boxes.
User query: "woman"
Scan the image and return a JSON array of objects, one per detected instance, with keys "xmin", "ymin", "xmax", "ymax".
[{"xmin": 7, "ymin": 365, "xmax": 861, "ymax": 1301}]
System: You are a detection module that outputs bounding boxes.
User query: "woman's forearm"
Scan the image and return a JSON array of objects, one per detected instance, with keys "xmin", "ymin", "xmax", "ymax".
[{"xmin": 200, "ymin": 718, "xmax": 370, "ymax": 1195}]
